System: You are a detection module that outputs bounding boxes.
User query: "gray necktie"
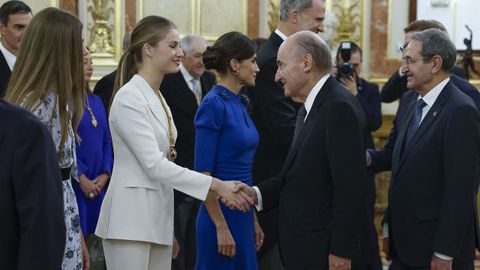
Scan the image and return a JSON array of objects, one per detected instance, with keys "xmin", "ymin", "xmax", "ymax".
[{"xmin": 191, "ymin": 79, "xmax": 201, "ymax": 105}]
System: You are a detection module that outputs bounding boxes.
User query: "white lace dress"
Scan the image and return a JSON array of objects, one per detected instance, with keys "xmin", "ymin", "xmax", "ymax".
[{"xmin": 30, "ymin": 92, "xmax": 83, "ymax": 269}]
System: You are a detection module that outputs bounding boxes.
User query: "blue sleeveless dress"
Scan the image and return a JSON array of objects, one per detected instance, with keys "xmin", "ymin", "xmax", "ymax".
[{"xmin": 194, "ymin": 85, "xmax": 259, "ymax": 270}]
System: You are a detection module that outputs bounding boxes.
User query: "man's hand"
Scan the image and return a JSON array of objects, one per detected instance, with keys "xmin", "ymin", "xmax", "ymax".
[
  {"xmin": 254, "ymin": 213, "xmax": 264, "ymax": 251},
  {"xmin": 211, "ymin": 179, "xmax": 254, "ymax": 211},
  {"xmin": 172, "ymin": 235, "xmax": 180, "ymax": 259},
  {"xmin": 329, "ymin": 254, "xmax": 351, "ymax": 270},
  {"xmin": 431, "ymin": 255, "xmax": 452, "ymax": 270},
  {"xmin": 339, "ymin": 76, "xmax": 358, "ymax": 96},
  {"xmin": 382, "ymin": 237, "xmax": 390, "ymax": 261}
]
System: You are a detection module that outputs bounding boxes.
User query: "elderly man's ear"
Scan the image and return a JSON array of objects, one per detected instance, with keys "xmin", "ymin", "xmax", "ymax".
[{"xmin": 303, "ymin": 54, "xmax": 313, "ymax": 72}]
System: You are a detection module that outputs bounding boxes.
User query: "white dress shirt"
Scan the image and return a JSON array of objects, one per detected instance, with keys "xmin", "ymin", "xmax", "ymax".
[
  {"xmin": 253, "ymin": 74, "xmax": 331, "ymax": 211},
  {"xmin": 0, "ymin": 42, "xmax": 16, "ymax": 71},
  {"xmin": 274, "ymin": 29, "xmax": 288, "ymax": 41}
]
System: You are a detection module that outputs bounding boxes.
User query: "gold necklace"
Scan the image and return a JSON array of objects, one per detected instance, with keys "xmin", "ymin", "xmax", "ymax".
[
  {"xmin": 85, "ymin": 96, "xmax": 98, "ymax": 128},
  {"xmin": 155, "ymin": 89, "xmax": 177, "ymax": 161}
]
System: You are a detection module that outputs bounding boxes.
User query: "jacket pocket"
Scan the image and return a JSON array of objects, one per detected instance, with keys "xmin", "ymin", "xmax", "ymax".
[
  {"xmin": 300, "ymin": 212, "xmax": 332, "ymax": 232},
  {"xmin": 416, "ymin": 208, "xmax": 440, "ymax": 222}
]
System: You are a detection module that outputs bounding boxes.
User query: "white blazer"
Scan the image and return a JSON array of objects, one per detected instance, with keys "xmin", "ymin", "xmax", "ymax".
[{"xmin": 96, "ymin": 74, "xmax": 212, "ymax": 245}]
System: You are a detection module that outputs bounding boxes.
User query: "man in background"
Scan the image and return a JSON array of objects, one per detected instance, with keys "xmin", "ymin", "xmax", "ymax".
[{"xmin": 0, "ymin": 0, "xmax": 32, "ymax": 97}]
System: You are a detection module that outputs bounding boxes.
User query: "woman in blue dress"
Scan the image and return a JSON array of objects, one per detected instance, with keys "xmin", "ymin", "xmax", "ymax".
[
  {"xmin": 195, "ymin": 31, "xmax": 263, "ymax": 270},
  {"xmin": 72, "ymin": 48, "xmax": 113, "ymax": 239}
]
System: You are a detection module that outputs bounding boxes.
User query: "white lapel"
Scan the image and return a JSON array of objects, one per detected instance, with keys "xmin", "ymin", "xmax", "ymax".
[{"xmin": 130, "ymin": 75, "xmax": 174, "ymax": 137}]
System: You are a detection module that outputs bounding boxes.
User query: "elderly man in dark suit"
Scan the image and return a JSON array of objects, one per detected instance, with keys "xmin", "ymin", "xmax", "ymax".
[
  {"xmin": 248, "ymin": 1, "xmax": 326, "ymax": 268},
  {"xmin": 242, "ymin": 31, "xmax": 368, "ymax": 270},
  {"xmin": 160, "ymin": 34, "xmax": 215, "ymax": 270},
  {"xmin": 0, "ymin": 99, "xmax": 66, "ymax": 270},
  {"xmin": 0, "ymin": 1, "xmax": 31, "ymax": 97},
  {"xmin": 369, "ymin": 29, "xmax": 480, "ymax": 269}
]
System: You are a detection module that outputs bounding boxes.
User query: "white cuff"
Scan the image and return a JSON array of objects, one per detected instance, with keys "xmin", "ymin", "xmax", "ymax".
[
  {"xmin": 434, "ymin": 252, "xmax": 453, "ymax": 260},
  {"xmin": 382, "ymin": 223, "xmax": 389, "ymax": 238},
  {"xmin": 252, "ymin": 186, "xmax": 263, "ymax": 211}
]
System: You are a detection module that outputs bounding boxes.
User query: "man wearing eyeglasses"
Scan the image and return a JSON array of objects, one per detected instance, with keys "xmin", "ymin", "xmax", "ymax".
[
  {"xmin": 369, "ymin": 28, "xmax": 480, "ymax": 270},
  {"xmin": 381, "ymin": 20, "xmax": 479, "ymax": 108}
]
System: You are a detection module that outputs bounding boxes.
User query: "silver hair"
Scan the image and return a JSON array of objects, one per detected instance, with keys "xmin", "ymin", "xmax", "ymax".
[
  {"xmin": 181, "ymin": 34, "xmax": 208, "ymax": 54},
  {"xmin": 409, "ymin": 28, "xmax": 456, "ymax": 73},
  {"xmin": 293, "ymin": 32, "xmax": 332, "ymax": 72},
  {"xmin": 279, "ymin": 0, "xmax": 325, "ymax": 22}
]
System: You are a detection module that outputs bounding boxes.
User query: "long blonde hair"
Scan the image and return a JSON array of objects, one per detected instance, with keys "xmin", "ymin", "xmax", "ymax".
[
  {"xmin": 4, "ymin": 7, "xmax": 84, "ymax": 145},
  {"xmin": 111, "ymin": 16, "xmax": 176, "ymax": 106}
]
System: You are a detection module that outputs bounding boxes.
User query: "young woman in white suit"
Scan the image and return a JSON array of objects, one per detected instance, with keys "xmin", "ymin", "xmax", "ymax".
[{"xmin": 95, "ymin": 16, "xmax": 252, "ymax": 270}]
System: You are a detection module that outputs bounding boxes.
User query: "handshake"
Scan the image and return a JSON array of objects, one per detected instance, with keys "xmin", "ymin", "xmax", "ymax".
[{"xmin": 210, "ymin": 179, "xmax": 258, "ymax": 211}]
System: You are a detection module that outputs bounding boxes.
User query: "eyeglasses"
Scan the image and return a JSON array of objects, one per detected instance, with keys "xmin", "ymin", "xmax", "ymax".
[{"xmin": 401, "ymin": 57, "xmax": 431, "ymax": 67}]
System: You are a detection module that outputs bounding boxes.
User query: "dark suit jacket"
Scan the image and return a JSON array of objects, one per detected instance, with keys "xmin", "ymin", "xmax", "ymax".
[
  {"xmin": 370, "ymin": 76, "xmax": 480, "ymax": 173},
  {"xmin": 373, "ymin": 82, "xmax": 480, "ymax": 266},
  {"xmin": 248, "ymin": 31, "xmax": 300, "ymax": 255},
  {"xmin": 0, "ymin": 100, "xmax": 65, "ymax": 270},
  {"xmin": 258, "ymin": 76, "xmax": 368, "ymax": 269},
  {"xmin": 93, "ymin": 70, "xmax": 117, "ymax": 116},
  {"xmin": 0, "ymin": 50, "xmax": 12, "ymax": 98},
  {"xmin": 381, "ymin": 66, "xmax": 474, "ymax": 103},
  {"xmin": 357, "ymin": 78, "xmax": 382, "ymax": 148}
]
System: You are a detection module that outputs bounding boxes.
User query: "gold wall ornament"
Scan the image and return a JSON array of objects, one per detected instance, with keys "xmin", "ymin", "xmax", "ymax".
[
  {"xmin": 87, "ymin": 0, "xmax": 115, "ymax": 56},
  {"xmin": 267, "ymin": 0, "xmax": 280, "ymax": 33},
  {"xmin": 333, "ymin": 0, "xmax": 361, "ymax": 45}
]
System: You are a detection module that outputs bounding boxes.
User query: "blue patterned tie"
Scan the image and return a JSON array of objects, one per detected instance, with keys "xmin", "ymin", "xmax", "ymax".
[
  {"xmin": 405, "ymin": 98, "xmax": 427, "ymax": 148},
  {"xmin": 293, "ymin": 105, "xmax": 307, "ymax": 145}
]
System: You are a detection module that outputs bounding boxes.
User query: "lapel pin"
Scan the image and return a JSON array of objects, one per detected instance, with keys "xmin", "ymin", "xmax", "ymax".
[{"xmin": 433, "ymin": 111, "xmax": 438, "ymax": 117}]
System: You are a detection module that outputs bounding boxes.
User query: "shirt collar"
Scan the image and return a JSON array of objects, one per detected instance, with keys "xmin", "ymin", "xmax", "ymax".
[
  {"xmin": 179, "ymin": 63, "xmax": 195, "ymax": 83},
  {"xmin": 304, "ymin": 74, "xmax": 330, "ymax": 118},
  {"xmin": 418, "ymin": 77, "xmax": 450, "ymax": 107},
  {"xmin": 0, "ymin": 42, "xmax": 16, "ymax": 71},
  {"xmin": 274, "ymin": 29, "xmax": 288, "ymax": 41}
]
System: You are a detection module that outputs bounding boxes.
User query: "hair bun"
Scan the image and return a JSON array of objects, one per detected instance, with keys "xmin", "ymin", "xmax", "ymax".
[{"xmin": 203, "ymin": 46, "xmax": 222, "ymax": 70}]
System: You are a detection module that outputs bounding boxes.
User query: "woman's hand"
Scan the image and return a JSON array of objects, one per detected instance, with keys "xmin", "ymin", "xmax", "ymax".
[
  {"xmin": 254, "ymin": 213, "xmax": 264, "ymax": 251},
  {"xmin": 92, "ymin": 173, "xmax": 109, "ymax": 191},
  {"xmin": 81, "ymin": 235, "xmax": 90, "ymax": 270},
  {"xmin": 210, "ymin": 179, "xmax": 254, "ymax": 211},
  {"xmin": 216, "ymin": 224, "xmax": 236, "ymax": 258},
  {"xmin": 79, "ymin": 175, "xmax": 101, "ymax": 199}
]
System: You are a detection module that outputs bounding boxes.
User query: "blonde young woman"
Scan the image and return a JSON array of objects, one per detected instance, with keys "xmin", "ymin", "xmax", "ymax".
[
  {"xmin": 4, "ymin": 8, "xmax": 89, "ymax": 270},
  {"xmin": 95, "ymin": 16, "xmax": 252, "ymax": 270}
]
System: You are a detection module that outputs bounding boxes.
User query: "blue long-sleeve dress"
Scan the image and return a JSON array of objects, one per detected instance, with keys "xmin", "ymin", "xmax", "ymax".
[
  {"xmin": 72, "ymin": 94, "xmax": 113, "ymax": 235},
  {"xmin": 194, "ymin": 85, "xmax": 259, "ymax": 270}
]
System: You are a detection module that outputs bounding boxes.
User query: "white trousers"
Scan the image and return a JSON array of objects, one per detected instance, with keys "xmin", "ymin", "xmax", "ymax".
[{"xmin": 103, "ymin": 239, "xmax": 172, "ymax": 270}]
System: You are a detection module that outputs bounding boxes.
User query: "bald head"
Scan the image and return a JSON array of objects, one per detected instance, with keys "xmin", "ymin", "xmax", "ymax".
[
  {"xmin": 276, "ymin": 31, "xmax": 331, "ymax": 103},
  {"xmin": 287, "ymin": 31, "xmax": 332, "ymax": 72}
]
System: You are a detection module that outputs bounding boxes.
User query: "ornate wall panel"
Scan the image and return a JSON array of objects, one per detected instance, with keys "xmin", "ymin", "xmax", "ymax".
[
  {"xmin": 198, "ymin": 0, "xmax": 247, "ymax": 42},
  {"xmin": 78, "ymin": 0, "xmax": 124, "ymax": 80},
  {"xmin": 139, "ymin": 0, "xmax": 194, "ymax": 35},
  {"xmin": 137, "ymin": 0, "xmax": 248, "ymax": 42}
]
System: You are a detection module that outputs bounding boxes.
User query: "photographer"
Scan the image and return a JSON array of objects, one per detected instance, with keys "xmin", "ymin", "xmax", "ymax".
[
  {"xmin": 335, "ymin": 41, "xmax": 382, "ymax": 147},
  {"xmin": 335, "ymin": 41, "xmax": 382, "ymax": 270}
]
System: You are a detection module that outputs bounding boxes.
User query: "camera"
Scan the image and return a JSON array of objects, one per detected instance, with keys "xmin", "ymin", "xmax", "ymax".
[{"xmin": 336, "ymin": 41, "xmax": 354, "ymax": 79}]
